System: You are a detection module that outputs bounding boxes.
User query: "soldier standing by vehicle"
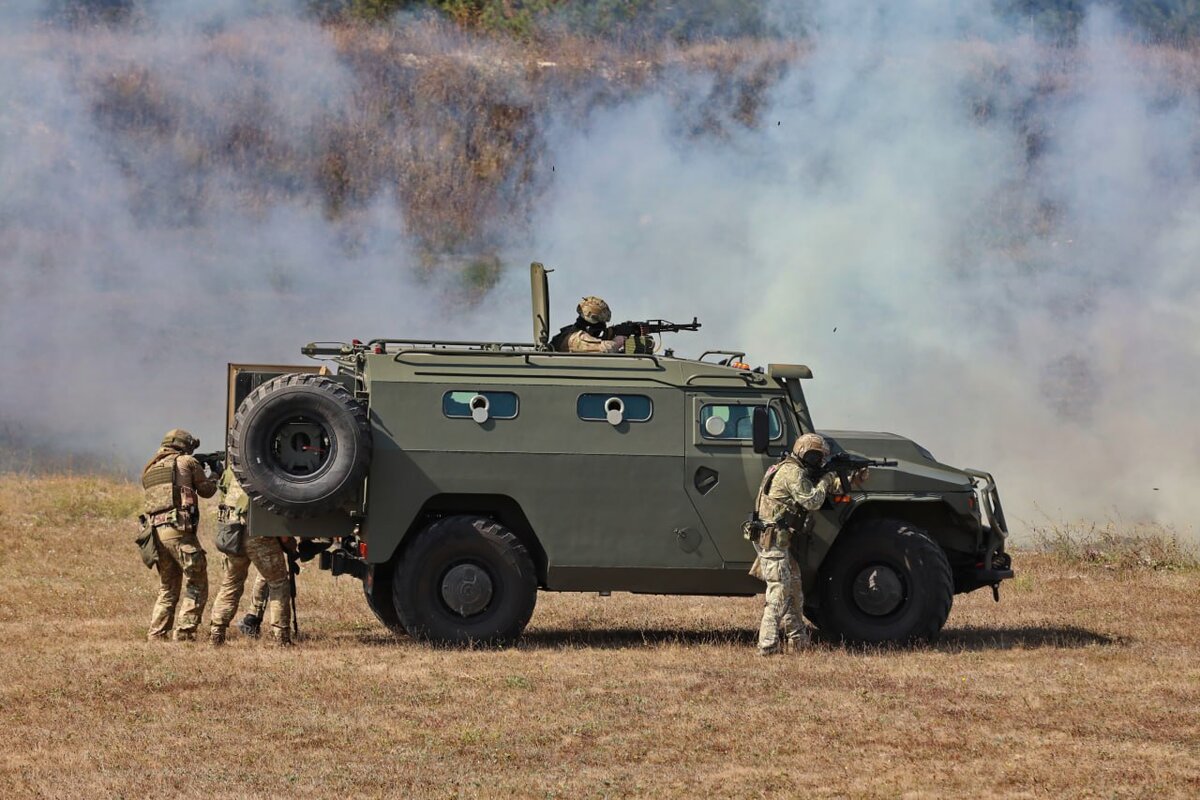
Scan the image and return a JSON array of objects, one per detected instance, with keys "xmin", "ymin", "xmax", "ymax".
[
  {"xmin": 207, "ymin": 467, "xmax": 293, "ymax": 646},
  {"xmin": 750, "ymin": 433, "xmax": 865, "ymax": 656},
  {"xmin": 551, "ymin": 296, "xmax": 628, "ymax": 353},
  {"xmin": 141, "ymin": 429, "xmax": 217, "ymax": 641}
]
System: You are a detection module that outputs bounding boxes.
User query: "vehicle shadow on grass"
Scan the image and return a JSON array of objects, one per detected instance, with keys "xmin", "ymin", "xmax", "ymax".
[
  {"xmin": 339, "ymin": 627, "xmax": 758, "ymax": 650},
  {"xmin": 341, "ymin": 625, "xmax": 1126, "ymax": 652},
  {"xmin": 934, "ymin": 624, "xmax": 1129, "ymax": 651},
  {"xmin": 517, "ymin": 627, "xmax": 759, "ymax": 649}
]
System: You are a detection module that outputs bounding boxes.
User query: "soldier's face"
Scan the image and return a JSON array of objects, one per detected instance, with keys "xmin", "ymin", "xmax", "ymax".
[{"xmin": 801, "ymin": 450, "xmax": 825, "ymax": 469}]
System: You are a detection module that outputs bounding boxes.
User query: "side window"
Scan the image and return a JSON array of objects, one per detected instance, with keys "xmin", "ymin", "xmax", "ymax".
[
  {"xmin": 700, "ymin": 404, "xmax": 781, "ymax": 441},
  {"xmin": 577, "ymin": 393, "xmax": 653, "ymax": 423},
  {"xmin": 443, "ymin": 390, "xmax": 519, "ymax": 420}
]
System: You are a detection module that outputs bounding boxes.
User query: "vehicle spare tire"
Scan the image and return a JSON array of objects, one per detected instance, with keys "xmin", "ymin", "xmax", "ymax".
[
  {"xmin": 814, "ymin": 518, "xmax": 953, "ymax": 645},
  {"xmin": 229, "ymin": 373, "xmax": 371, "ymax": 518}
]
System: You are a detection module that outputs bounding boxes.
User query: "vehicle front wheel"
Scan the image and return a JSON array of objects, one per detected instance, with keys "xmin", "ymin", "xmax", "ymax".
[
  {"xmin": 815, "ymin": 519, "xmax": 953, "ymax": 644},
  {"xmin": 393, "ymin": 515, "xmax": 537, "ymax": 646}
]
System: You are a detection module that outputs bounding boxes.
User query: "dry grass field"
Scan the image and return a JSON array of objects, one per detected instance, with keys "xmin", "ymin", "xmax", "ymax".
[{"xmin": 1, "ymin": 473, "xmax": 1198, "ymax": 798}]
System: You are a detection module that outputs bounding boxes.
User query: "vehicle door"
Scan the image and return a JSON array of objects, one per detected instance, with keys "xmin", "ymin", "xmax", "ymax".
[{"xmin": 683, "ymin": 393, "xmax": 792, "ymax": 566}]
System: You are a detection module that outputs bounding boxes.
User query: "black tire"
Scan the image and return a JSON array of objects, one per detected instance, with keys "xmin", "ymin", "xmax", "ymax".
[
  {"xmin": 815, "ymin": 519, "xmax": 953, "ymax": 645},
  {"xmin": 229, "ymin": 373, "xmax": 371, "ymax": 518},
  {"xmin": 364, "ymin": 564, "xmax": 406, "ymax": 636},
  {"xmin": 393, "ymin": 515, "xmax": 537, "ymax": 646}
]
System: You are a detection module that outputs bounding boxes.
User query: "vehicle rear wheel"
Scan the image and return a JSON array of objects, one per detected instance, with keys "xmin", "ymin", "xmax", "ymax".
[
  {"xmin": 230, "ymin": 374, "xmax": 371, "ymax": 518},
  {"xmin": 364, "ymin": 564, "xmax": 406, "ymax": 636},
  {"xmin": 393, "ymin": 515, "xmax": 537, "ymax": 646},
  {"xmin": 815, "ymin": 519, "xmax": 953, "ymax": 644}
]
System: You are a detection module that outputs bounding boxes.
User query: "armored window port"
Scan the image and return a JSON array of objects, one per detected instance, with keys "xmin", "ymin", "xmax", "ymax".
[{"xmin": 605, "ymin": 396, "xmax": 625, "ymax": 426}]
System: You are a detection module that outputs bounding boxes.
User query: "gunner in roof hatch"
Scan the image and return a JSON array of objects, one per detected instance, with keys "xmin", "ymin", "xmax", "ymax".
[{"xmin": 551, "ymin": 296, "xmax": 627, "ymax": 353}]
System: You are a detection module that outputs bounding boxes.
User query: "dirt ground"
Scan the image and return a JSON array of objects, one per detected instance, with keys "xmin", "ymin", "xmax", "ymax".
[{"xmin": 1, "ymin": 474, "xmax": 1197, "ymax": 798}]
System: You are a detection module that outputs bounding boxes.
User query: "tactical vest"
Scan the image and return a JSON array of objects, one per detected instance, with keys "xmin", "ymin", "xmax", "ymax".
[
  {"xmin": 752, "ymin": 458, "xmax": 807, "ymax": 550},
  {"xmin": 218, "ymin": 468, "xmax": 250, "ymax": 522},
  {"xmin": 143, "ymin": 454, "xmax": 179, "ymax": 517},
  {"xmin": 142, "ymin": 453, "xmax": 198, "ymax": 529}
]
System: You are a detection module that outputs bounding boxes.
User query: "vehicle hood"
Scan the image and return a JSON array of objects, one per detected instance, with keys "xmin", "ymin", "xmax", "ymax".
[{"xmin": 819, "ymin": 429, "xmax": 974, "ymax": 494}]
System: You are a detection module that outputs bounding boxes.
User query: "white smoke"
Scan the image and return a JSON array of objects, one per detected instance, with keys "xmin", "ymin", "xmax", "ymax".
[
  {"xmin": 525, "ymin": 2, "xmax": 1200, "ymax": 538},
  {"xmin": 0, "ymin": 4, "xmax": 490, "ymax": 467},
  {"xmin": 2, "ymin": 1, "xmax": 1197, "ymax": 539}
]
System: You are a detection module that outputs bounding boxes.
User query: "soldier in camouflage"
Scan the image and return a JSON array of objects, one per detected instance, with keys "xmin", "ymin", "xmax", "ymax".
[
  {"xmin": 552, "ymin": 296, "xmax": 627, "ymax": 353},
  {"xmin": 208, "ymin": 467, "xmax": 293, "ymax": 646},
  {"xmin": 141, "ymin": 428, "xmax": 218, "ymax": 641},
  {"xmin": 750, "ymin": 433, "xmax": 866, "ymax": 655}
]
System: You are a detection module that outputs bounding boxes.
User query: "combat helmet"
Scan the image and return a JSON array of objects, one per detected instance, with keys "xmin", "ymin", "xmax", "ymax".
[
  {"xmin": 161, "ymin": 428, "xmax": 200, "ymax": 453},
  {"xmin": 791, "ymin": 432, "xmax": 830, "ymax": 462},
  {"xmin": 577, "ymin": 296, "xmax": 612, "ymax": 325}
]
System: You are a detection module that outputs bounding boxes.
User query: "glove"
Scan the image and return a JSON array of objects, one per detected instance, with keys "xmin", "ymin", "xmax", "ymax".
[
  {"xmin": 851, "ymin": 467, "xmax": 870, "ymax": 487},
  {"xmin": 819, "ymin": 472, "xmax": 843, "ymax": 494},
  {"xmin": 609, "ymin": 335, "xmax": 628, "ymax": 352}
]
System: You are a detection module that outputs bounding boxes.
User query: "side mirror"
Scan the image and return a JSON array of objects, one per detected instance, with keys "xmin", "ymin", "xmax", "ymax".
[{"xmin": 751, "ymin": 406, "xmax": 770, "ymax": 454}]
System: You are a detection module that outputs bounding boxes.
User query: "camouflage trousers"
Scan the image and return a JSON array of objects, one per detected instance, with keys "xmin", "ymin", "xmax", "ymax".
[
  {"xmin": 209, "ymin": 533, "xmax": 291, "ymax": 637},
  {"xmin": 148, "ymin": 526, "xmax": 208, "ymax": 640},
  {"xmin": 247, "ymin": 572, "xmax": 269, "ymax": 618},
  {"xmin": 758, "ymin": 549, "xmax": 805, "ymax": 651}
]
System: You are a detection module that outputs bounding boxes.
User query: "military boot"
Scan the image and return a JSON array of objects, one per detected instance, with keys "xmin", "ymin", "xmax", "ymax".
[
  {"xmin": 269, "ymin": 628, "xmax": 294, "ymax": 647},
  {"xmin": 173, "ymin": 629, "xmax": 196, "ymax": 642},
  {"xmin": 237, "ymin": 613, "xmax": 262, "ymax": 638},
  {"xmin": 209, "ymin": 627, "xmax": 227, "ymax": 647},
  {"xmin": 757, "ymin": 642, "xmax": 781, "ymax": 657},
  {"xmin": 787, "ymin": 630, "xmax": 812, "ymax": 652}
]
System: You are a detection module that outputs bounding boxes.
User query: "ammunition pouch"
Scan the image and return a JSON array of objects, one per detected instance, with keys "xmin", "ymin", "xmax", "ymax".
[
  {"xmin": 214, "ymin": 518, "xmax": 246, "ymax": 557},
  {"xmin": 135, "ymin": 516, "xmax": 158, "ymax": 569},
  {"xmin": 146, "ymin": 508, "xmax": 178, "ymax": 527},
  {"xmin": 742, "ymin": 518, "xmax": 767, "ymax": 542}
]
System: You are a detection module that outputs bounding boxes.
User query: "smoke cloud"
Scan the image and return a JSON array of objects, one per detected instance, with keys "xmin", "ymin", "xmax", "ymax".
[
  {"xmin": 2, "ymin": 1, "xmax": 1197, "ymax": 539},
  {"xmin": 526, "ymin": 2, "xmax": 1200, "ymax": 537}
]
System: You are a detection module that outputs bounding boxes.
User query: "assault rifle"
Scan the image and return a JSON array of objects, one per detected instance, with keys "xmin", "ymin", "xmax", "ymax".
[
  {"xmin": 608, "ymin": 317, "xmax": 702, "ymax": 338},
  {"xmin": 194, "ymin": 450, "xmax": 226, "ymax": 477},
  {"xmin": 283, "ymin": 541, "xmax": 300, "ymax": 638},
  {"xmin": 813, "ymin": 452, "xmax": 898, "ymax": 496}
]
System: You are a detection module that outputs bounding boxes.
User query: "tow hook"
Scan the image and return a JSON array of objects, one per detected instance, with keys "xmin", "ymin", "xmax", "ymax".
[{"xmin": 991, "ymin": 583, "xmax": 1000, "ymax": 603}]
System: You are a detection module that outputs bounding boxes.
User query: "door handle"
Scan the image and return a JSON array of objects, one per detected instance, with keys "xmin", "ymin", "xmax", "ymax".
[{"xmin": 694, "ymin": 466, "xmax": 718, "ymax": 495}]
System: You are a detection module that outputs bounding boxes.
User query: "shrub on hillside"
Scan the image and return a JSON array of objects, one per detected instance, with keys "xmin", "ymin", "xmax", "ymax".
[{"xmin": 1032, "ymin": 519, "xmax": 1199, "ymax": 571}]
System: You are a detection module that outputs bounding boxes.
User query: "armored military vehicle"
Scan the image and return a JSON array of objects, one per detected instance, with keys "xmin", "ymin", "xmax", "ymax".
[{"xmin": 226, "ymin": 264, "xmax": 1012, "ymax": 646}]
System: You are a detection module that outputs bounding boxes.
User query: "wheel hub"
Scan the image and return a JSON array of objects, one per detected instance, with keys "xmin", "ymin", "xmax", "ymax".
[
  {"xmin": 441, "ymin": 563, "xmax": 493, "ymax": 617},
  {"xmin": 852, "ymin": 564, "xmax": 905, "ymax": 616},
  {"xmin": 270, "ymin": 419, "xmax": 330, "ymax": 476}
]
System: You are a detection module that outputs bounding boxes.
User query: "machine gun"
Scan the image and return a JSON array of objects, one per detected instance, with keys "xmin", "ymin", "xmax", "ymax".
[
  {"xmin": 812, "ymin": 452, "xmax": 898, "ymax": 496},
  {"xmin": 608, "ymin": 317, "xmax": 702, "ymax": 338},
  {"xmin": 194, "ymin": 450, "xmax": 226, "ymax": 477},
  {"xmin": 608, "ymin": 318, "xmax": 701, "ymax": 354}
]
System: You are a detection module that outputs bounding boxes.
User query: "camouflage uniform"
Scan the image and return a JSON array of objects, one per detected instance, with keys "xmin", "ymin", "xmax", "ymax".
[
  {"xmin": 561, "ymin": 329, "xmax": 627, "ymax": 353},
  {"xmin": 751, "ymin": 434, "xmax": 842, "ymax": 655},
  {"xmin": 142, "ymin": 430, "xmax": 217, "ymax": 641},
  {"xmin": 208, "ymin": 469, "xmax": 292, "ymax": 645},
  {"xmin": 553, "ymin": 295, "xmax": 627, "ymax": 353}
]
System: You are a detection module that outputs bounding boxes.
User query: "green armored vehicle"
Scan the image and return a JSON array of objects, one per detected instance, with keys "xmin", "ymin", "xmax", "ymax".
[{"xmin": 227, "ymin": 264, "xmax": 1012, "ymax": 645}]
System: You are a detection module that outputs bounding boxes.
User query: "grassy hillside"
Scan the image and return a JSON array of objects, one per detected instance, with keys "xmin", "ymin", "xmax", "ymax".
[{"xmin": 2, "ymin": 472, "xmax": 1197, "ymax": 797}]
